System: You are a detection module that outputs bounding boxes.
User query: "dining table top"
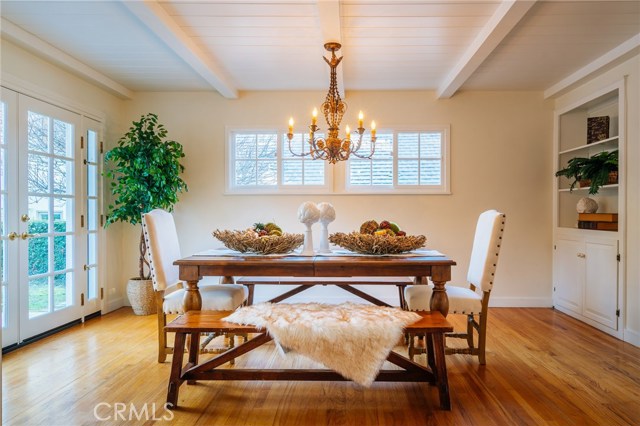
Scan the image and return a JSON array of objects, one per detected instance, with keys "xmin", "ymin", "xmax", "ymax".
[{"xmin": 174, "ymin": 252, "xmax": 456, "ymax": 278}]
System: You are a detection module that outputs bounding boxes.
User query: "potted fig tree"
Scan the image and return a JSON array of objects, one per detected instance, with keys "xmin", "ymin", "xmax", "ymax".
[{"xmin": 104, "ymin": 113, "xmax": 188, "ymax": 314}]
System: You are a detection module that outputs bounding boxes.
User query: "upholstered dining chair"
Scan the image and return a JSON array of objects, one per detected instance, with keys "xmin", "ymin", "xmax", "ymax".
[
  {"xmin": 142, "ymin": 208, "xmax": 248, "ymax": 363},
  {"xmin": 404, "ymin": 209, "xmax": 506, "ymax": 364}
]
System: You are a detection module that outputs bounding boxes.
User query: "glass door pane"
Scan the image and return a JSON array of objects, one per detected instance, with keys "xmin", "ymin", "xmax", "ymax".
[
  {"xmin": 26, "ymin": 114, "xmax": 75, "ymax": 317},
  {"xmin": 84, "ymin": 125, "xmax": 100, "ymax": 312}
]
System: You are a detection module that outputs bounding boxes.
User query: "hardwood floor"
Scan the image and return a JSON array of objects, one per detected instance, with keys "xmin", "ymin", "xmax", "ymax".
[{"xmin": 2, "ymin": 307, "xmax": 639, "ymax": 425}]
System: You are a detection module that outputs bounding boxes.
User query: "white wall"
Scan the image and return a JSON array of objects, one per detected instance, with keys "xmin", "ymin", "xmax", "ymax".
[
  {"xmin": 120, "ymin": 90, "xmax": 554, "ymax": 306},
  {"xmin": 1, "ymin": 39, "xmax": 128, "ymax": 312},
  {"xmin": 1, "ymin": 38, "xmax": 558, "ymax": 314},
  {"xmin": 554, "ymin": 54, "xmax": 640, "ymax": 346}
]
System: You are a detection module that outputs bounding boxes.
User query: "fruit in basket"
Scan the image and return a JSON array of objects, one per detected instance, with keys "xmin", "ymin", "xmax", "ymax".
[
  {"xmin": 252, "ymin": 222, "xmax": 283, "ymax": 237},
  {"xmin": 360, "ymin": 219, "xmax": 407, "ymax": 236},
  {"xmin": 359, "ymin": 220, "xmax": 379, "ymax": 234},
  {"xmin": 265, "ymin": 222, "xmax": 282, "ymax": 233}
]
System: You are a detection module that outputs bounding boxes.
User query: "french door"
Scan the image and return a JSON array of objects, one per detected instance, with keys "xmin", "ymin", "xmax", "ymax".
[{"xmin": 1, "ymin": 88, "xmax": 101, "ymax": 348}]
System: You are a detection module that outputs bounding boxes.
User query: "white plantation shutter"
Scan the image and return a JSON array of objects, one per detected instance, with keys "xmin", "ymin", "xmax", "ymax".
[
  {"xmin": 349, "ymin": 134, "xmax": 393, "ymax": 186},
  {"xmin": 397, "ymin": 131, "xmax": 443, "ymax": 186},
  {"xmin": 346, "ymin": 127, "xmax": 449, "ymax": 193},
  {"xmin": 281, "ymin": 133, "xmax": 325, "ymax": 185}
]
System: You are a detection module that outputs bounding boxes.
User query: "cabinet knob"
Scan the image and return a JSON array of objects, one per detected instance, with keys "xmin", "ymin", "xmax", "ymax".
[{"xmin": 577, "ymin": 252, "xmax": 586, "ymax": 258}]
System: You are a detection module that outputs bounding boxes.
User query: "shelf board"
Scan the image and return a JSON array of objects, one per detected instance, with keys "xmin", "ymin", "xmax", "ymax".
[
  {"xmin": 558, "ymin": 184, "xmax": 618, "ymax": 192},
  {"xmin": 559, "ymin": 136, "xmax": 618, "ymax": 155}
]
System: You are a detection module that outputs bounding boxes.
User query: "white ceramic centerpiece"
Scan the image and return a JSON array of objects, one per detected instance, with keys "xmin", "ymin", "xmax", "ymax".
[
  {"xmin": 298, "ymin": 201, "xmax": 320, "ymax": 255},
  {"xmin": 317, "ymin": 202, "xmax": 336, "ymax": 253}
]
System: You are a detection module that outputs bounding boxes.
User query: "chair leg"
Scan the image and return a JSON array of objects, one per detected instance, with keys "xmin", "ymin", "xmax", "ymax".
[
  {"xmin": 466, "ymin": 314, "xmax": 475, "ymax": 350},
  {"xmin": 477, "ymin": 312, "xmax": 488, "ymax": 365},
  {"xmin": 156, "ymin": 292, "xmax": 168, "ymax": 363}
]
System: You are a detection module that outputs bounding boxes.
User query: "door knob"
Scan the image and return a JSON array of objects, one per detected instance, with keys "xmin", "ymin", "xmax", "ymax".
[
  {"xmin": 21, "ymin": 214, "xmax": 30, "ymax": 222},
  {"xmin": 20, "ymin": 232, "xmax": 38, "ymax": 240},
  {"xmin": 577, "ymin": 252, "xmax": 586, "ymax": 258},
  {"xmin": 7, "ymin": 232, "xmax": 18, "ymax": 241}
]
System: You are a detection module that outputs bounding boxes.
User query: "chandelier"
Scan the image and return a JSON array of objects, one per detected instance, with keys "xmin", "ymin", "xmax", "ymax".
[{"xmin": 287, "ymin": 42, "xmax": 376, "ymax": 164}]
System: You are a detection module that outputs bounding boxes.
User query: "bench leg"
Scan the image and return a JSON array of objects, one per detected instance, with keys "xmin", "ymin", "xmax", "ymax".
[
  {"xmin": 187, "ymin": 332, "xmax": 200, "ymax": 385},
  {"xmin": 431, "ymin": 332, "xmax": 451, "ymax": 410},
  {"xmin": 167, "ymin": 332, "xmax": 186, "ymax": 408}
]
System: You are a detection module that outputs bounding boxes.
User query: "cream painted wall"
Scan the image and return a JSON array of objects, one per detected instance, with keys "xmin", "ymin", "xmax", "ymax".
[
  {"xmin": 121, "ymin": 90, "xmax": 554, "ymax": 306},
  {"xmin": 554, "ymin": 54, "xmax": 640, "ymax": 346},
  {"xmin": 1, "ymin": 39, "xmax": 128, "ymax": 313}
]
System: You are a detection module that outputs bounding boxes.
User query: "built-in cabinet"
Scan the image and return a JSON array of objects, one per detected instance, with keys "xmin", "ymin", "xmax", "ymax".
[{"xmin": 553, "ymin": 80, "xmax": 625, "ymax": 338}]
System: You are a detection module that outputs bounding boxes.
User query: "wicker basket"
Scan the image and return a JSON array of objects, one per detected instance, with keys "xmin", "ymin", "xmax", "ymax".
[
  {"xmin": 126, "ymin": 278, "xmax": 155, "ymax": 315},
  {"xmin": 329, "ymin": 232, "xmax": 426, "ymax": 255},
  {"xmin": 213, "ymin": 229, "xmax": 304, "ymax": 255}
]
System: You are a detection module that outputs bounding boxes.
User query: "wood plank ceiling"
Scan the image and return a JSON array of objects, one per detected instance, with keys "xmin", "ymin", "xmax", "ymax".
[{"xmin": 1, "ymin": 1, "xmax": 639, "ymax": 100}]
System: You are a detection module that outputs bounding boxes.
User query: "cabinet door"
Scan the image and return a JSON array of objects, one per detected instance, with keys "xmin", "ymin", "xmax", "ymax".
[
  {"xmin": 554, "ymin": 238, "xmax": 584, "ymax": 314},
  {"xmin": 583, "ymin": 239, "xmax": 618, "ymax": 329}
]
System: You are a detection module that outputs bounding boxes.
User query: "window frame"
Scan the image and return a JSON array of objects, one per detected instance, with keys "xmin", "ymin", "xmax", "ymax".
[{"xmin": 225, "ymin": 125, "xmax": 450, "ymax": 195}]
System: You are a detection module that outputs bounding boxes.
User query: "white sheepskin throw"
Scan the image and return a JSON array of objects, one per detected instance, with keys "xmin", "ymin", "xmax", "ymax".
[{"xmin": 222, "ymin": 302, "xmax": 421, "ymax": 387}]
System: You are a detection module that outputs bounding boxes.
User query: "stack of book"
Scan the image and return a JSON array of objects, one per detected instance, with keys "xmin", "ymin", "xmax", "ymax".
[{"xmin": 577, "ymin": 213, "xmax": 618, "ymax": 231}]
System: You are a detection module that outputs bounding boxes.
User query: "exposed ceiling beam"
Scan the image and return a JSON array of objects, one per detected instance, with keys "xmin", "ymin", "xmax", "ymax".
[
  {"xmin": 437, "ymin": 0, "xmax": 538, "ymax": 99},
  {"xmin": 121, "ymin": 0, "xmax": 238, "ymax": 99},
  {"xmin": 544, "ymin": 33, "xmax": 640, "ymax": 99},
  {"xmin": 316, "ymin": 0, "xmax": 345, "ymax": 99},
  {"xmin": 0, "ymin": 18, "xmax": 133, "ymax": 100}
]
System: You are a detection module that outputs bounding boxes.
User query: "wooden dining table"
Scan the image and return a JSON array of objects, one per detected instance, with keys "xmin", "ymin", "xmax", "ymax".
[{"xmin": 174, "ymin": 253, "xmax": 456, "ymax": 317}]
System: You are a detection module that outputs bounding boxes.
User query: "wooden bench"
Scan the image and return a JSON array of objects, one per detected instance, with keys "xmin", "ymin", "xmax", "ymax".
[
  {"xmin": 165, "ymin": 309, "xmax": 453, "ymax": 410},
  {"xmin": 235, "ymin": 276, "xmax": 416, "ymax": 307}
]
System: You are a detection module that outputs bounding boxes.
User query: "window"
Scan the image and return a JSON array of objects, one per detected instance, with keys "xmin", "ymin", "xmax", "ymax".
[
  {"xmin": 227, "ymin": 126, "xmax": 449, "ymax": 195},
  {"xmin": 226, "ymin": 129, "xmax": 330, "ymax": 193},
  {"xmin": 345, "ymin": 126, "xmax": 449, "ymax": 194}
]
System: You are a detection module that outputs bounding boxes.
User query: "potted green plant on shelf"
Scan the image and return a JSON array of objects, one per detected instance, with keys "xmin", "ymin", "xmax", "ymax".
[
  {"xmin": 104, "ymin": 113, "xmax": 188, "ymax": 315},
  {"xmin": 555, "ymin": 149, "xmax": 618, "ymax": 195}
]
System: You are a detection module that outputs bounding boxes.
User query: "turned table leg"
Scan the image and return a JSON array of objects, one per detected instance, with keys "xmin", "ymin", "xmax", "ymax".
[
  {"xmin": 430, "ymin": 280, "xmax": 449, "ymax": 317},
  {"xmin": 183, "ymin": 280, "xmax": 202, "ymax": 312}
]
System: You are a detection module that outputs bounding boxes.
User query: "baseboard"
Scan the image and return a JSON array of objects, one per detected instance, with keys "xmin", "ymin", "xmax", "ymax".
[
  {"xmin": 104, "ymin": 296, "xmax": 124, "ymax": 314},
  {"xmin": 489, "ymin": 297, "xmax": 553, "ymax": 308},
  {"xmin": 624, "ymin": 328, "xmax": 640, "ymax": 347}
]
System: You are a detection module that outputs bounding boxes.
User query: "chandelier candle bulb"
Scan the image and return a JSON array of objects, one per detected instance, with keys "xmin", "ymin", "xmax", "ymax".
[
  {"xmin": 358, "ymin": 111, "xmax": 364, "ymax": 128},
  {"xmin": 371, "ymin": 121, "xmax": 376, "ymax": 139},
  {"xmin": 288, "ymin": 117, "xmax": 294, "ymax": 134},
  {"xmin": 312, "ymin": 108, "xmax": 318, "ymax": 125},
  {"xmin": 346, "ymin": 125, "xmax": 351, "ymax": 140}
]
